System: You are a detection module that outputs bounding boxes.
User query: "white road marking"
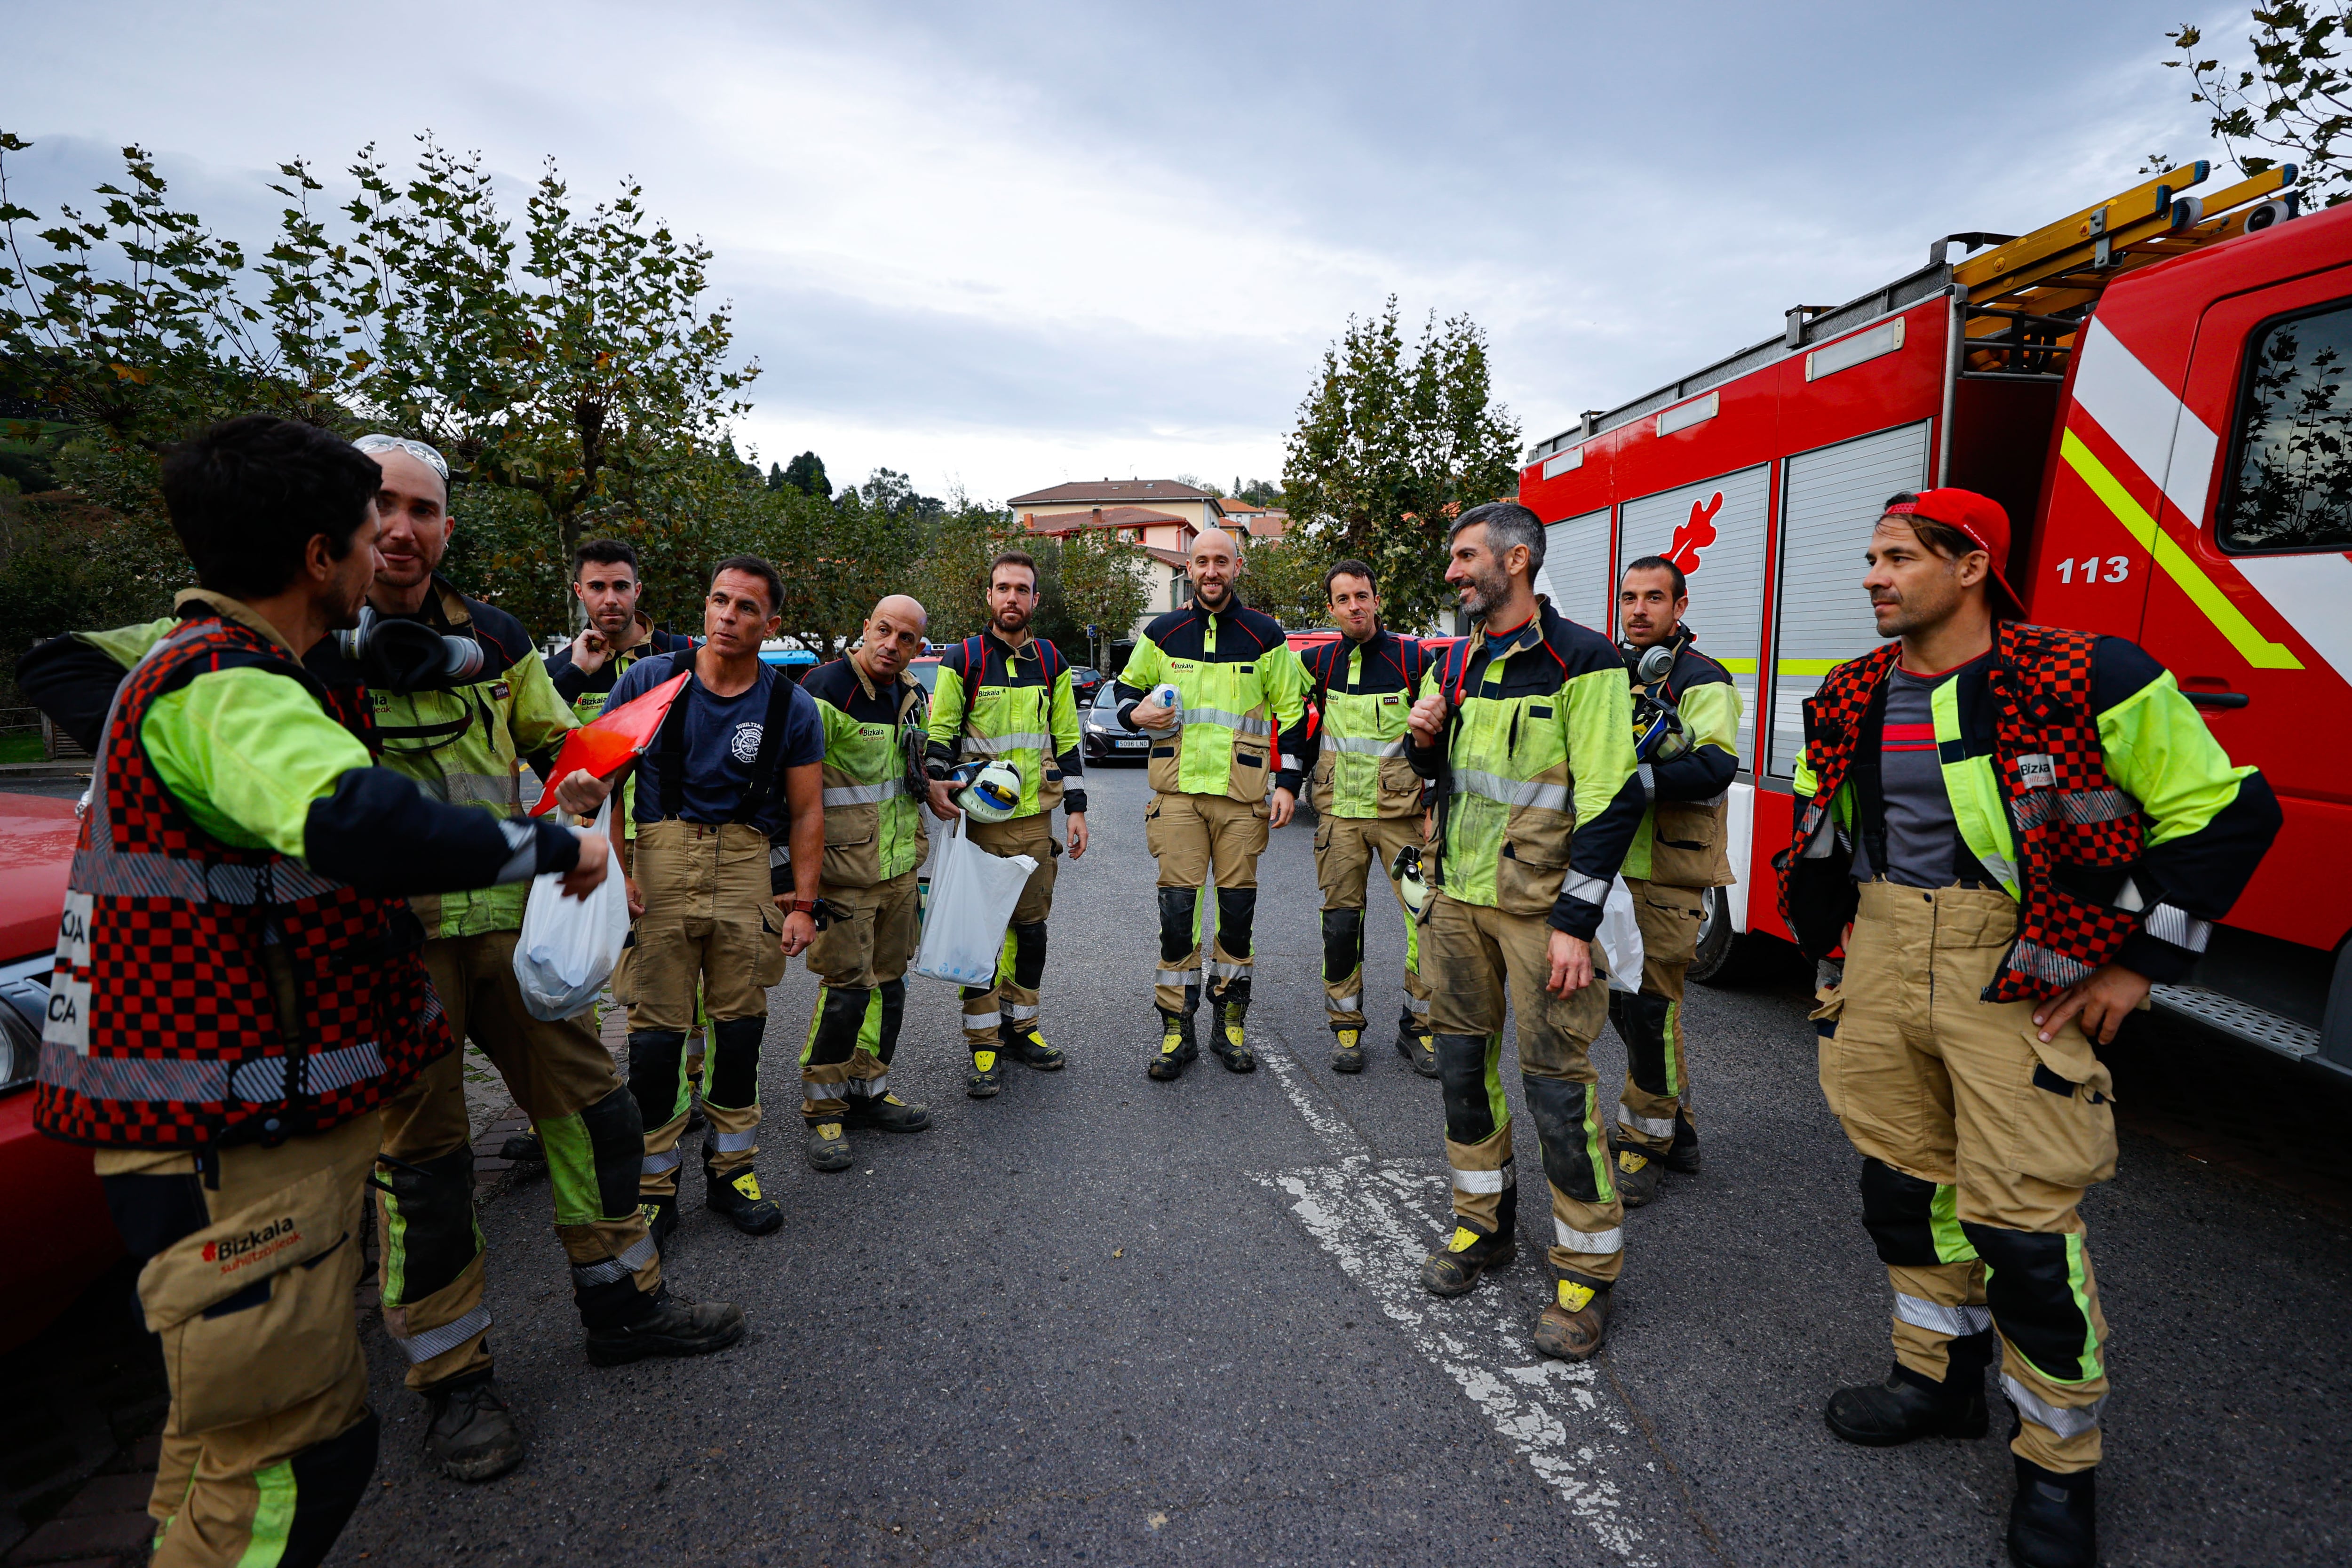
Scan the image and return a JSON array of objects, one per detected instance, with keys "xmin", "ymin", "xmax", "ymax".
[{"xmin": 1256, "ymin": 1046, "xmax": 1654, "ymax": 1565}]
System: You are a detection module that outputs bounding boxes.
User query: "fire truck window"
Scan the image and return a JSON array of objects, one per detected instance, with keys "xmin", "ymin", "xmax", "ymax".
[{"xmin": 2218, "ymin": 301, "xmax": 2352, "ymax": 554}]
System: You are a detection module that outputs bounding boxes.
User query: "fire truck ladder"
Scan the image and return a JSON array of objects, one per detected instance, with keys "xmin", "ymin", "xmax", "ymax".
[{"xmin": 1947, "ymin": 161, "xmax": 2303, "ymax": 382}]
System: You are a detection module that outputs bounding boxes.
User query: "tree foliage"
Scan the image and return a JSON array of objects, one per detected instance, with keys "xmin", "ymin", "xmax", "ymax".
[
  {"xmin": 1240, "ymin": 535, "xmax": 1334, "ymax": 629},
  {"xmin": 0, "ymin": 129, "xmax": 1165, "ymax": 700},
  {"xmin": 2169, "ymin": 5, "xmax": 2352, "ymax": 205},
  {"xmin": 1280, "ymin": 298, "xmax": 1520, "ymax": 633},
  {"xmin": 1050, "ymin": 529, "xmax": 1152, "ymax": 669}
]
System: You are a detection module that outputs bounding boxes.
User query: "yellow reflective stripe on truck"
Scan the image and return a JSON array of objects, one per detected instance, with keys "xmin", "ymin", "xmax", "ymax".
[{"xmin": 2059, "ymin": 427, "xmax": 2302, "ymax": 671}]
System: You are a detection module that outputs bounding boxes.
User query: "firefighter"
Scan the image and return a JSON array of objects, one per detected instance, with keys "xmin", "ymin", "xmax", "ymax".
[
  {"xmin": 1780, "ymin": 489, "xmax": 2280, "ymax": 1568},
  {"xmin": 23, "ymin": 435, "xmax": 746, "ymax": 1482},
  {"xmin": 605, "ymin": 556, "xmax": 825, "ymax": 1232},
  {"xmin": 798, "ymin": 595, "xmax": 936, "ymax": 1169},
  {"xmin": 1606, "ymin": 555, "xmax": 1741, "ymax": 1205},
  {"xmin": 517, "ymin": 537, "xmax": 699, "ymax": 1161},
  {"xmin": 923, "ymin": 549, "xmax": 1090, "ymax": 1097},
  {"xmin": 1407, "ymin": 501, "xmax": 1645, "ymax": 1362},
  {"xmin": 1298, "ymin": 559, "xmax": 1437, "ymax": 1075},
  {"xmin": 29, "ymin": 416, "xmax": 613, "ymax": 1568},
  {"xmin": 1113, "ymin": 527, "xmax": 1311, "ymax": 1077}
]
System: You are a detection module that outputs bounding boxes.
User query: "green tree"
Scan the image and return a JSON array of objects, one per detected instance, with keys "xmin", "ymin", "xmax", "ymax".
[
  {"xmin": 777, "ymin": 449, "xmax": 829, "ymax": 497},
  {"xmin": 2169, "ymin": 5, "xmax": 2352, "ymax": 205},
  {"xmin": 1239, "ymin": 535, "xmax": 1334, "ymax": 629},
  {"xmin": 1053, "ymin": 528, "xmax": 1151, "ymax": 669},
  {"xmin": 1280, "ymin": 297, "xmax": 1520, "ymax": 633}
]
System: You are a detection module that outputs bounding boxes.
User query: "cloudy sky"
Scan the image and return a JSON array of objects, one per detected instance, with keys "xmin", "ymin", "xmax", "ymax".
[{"xmin": 6, "ymin": 0, "xmax": 2233, "ymax": 505}]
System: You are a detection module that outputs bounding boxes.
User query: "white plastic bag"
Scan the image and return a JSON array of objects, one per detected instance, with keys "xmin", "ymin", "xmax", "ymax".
[
  {"xmin": 1596, "ymin": 876, "xmax": 1647, "ymax": 995},
  {"xmin": 912, "ymin": 814, "xmax": 1038, "ymax": 987},
  {"xmin": 513, "ymin": 799, "xmax": 629, "ymax": 1021}
]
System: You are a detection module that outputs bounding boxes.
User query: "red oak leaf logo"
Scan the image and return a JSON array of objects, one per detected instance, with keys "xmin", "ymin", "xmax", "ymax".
[{"xmin": 1666, "ymin": 492, "xmax": 1722, "ymax": 575}]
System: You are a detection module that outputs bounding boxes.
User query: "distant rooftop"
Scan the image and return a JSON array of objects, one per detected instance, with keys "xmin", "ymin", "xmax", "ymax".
[
  {"xmin": 1009, "ymin": 479, "xmax": 1226, "ymax": 509},
  {"xmin": 1022, "ymin": 505, "xmax": 1192, "ymax": 533}
]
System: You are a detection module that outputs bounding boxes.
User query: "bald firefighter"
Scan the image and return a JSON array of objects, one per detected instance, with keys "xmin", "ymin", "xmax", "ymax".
[
  {"xmin": 798, "ymin": 596, "xmax": 938, "ymax": 1169},
  {"xmin": 1113, "ymin": 527, "xmax": 1311, "ymax": 1078}
]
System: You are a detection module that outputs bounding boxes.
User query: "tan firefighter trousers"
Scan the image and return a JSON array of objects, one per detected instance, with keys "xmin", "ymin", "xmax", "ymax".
[
  {"xmin": 1427, "ymin": 894, "xmax": 1624, "ymax": 1287},
  {"xmin": 1145, "ymin": 789, "xmax": 1268, "ymax": 1018},
  {"xmin": 1313, "ymin": 812, "xmax": 1432, "ymax": 1034},
  {"xmin": 620, "ymin": 820, "xmax": 788, "ymax": 1196},
  {"xmin": 958, "ymin": 812, "xmax": 1061, "ymax": 1054},
  {"xmin": 95, "ymin": 1113, "xmax": 381, "ymax": 1568},
  {"xmin": 801, "ymin": 867, "xmax": 922, "ymax": 1122},
  {"xmin": 377, "ymin": 932, "xmax": 662, "ymax": 1389},
  {"xmin": 1819, "ymin": 881, "xmax": 2117, "ymax": 1472},
  {"xmin": 1612, "ymin": 877, "xmax": 1704, "ymax": 1155}
]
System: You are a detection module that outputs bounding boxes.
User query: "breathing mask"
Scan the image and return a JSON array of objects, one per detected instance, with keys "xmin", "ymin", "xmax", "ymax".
[{"xmin": 331, "ymin": 605, "xmax": 486, "ymax": 694}]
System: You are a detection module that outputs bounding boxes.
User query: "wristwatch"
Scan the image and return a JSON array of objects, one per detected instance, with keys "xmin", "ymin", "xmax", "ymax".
[{"xmin": 789, "ymin": 898, "xmax": 818, "ymax": 915}]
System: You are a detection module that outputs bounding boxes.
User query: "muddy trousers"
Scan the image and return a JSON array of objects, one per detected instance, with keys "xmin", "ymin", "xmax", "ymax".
[
  {"xmin": 957, "ymin": 813, "xmax": 1061, "ymax": 1056},
  {"xmin": 377, "ymin": 932, "xmax": 662, "ymax": 1396},
  {"xmin": 1145, "ymin": 790, "xmax": 1268, "ymax": 1021},
  {"xmin": 1820, "ymin": 882, "xmax": 2117, "ymax": 1474},
  {"xmin": 802, "ymin": 868, "xmax": 921, "ymax": 1122},
  {"xmin": 1314, "ymin": 812, "xmax": 1431, "ymax": 1035},
  {"xmin": 621, "ymin": 821, "xmax": 788, "ymax": 1198},
  {"xmin": 1608, "ymin": 877, "xmax": 1704, "ymax": 1154},
  {"xmin": 1426, "ymin": 894, "xmax": 1623, "ymax": 1287},
  {"xmin": 96, "ymin": 1114, "xmax": 382, "ymax": 1568}
]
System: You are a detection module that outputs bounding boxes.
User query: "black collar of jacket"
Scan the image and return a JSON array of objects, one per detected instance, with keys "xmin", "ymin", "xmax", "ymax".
[{"xmin": 978, "ymin": 627, "xmax": 1050, "ymax": 679}]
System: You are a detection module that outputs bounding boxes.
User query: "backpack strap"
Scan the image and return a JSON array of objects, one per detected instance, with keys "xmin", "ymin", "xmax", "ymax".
[
  {"xmin": 730, "ymin": 668, "xmax": 802, "ymax": 828},
  {"xmin": 651, "ymin": 652, "xmax": 693, "ymax": 821}
]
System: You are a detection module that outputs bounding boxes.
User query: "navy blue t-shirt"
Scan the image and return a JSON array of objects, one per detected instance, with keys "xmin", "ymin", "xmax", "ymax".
[{"xmin": 609, "ymin": 653, "xmax": 824, "ymax": 837}]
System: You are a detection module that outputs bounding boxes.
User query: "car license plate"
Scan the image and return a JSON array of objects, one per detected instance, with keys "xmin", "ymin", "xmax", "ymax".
[{"xmin": 1116, "ymin": 738, "xmax": 1147, "ymax": 749}]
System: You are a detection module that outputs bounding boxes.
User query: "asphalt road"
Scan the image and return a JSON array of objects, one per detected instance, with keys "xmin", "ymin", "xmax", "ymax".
[{"xmin": 285, "ymin": 764, "xmax": 2349, "ymax": 1566}]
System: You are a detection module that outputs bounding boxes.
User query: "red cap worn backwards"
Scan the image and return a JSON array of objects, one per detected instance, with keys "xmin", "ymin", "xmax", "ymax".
[{"xmin": 1883, "ymin": 488, "xmax": 2020, "ymax": 611}]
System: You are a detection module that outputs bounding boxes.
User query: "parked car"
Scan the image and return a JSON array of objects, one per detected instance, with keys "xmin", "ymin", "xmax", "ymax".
[
  {"xmin": 1067, "ymin": 665, "xmax": 1105, "ymax": 707},
  {"xmin": 0, "ymin": 792, "xmax": 120, "ymax": 1353},
  {"xmin": 1081, "ymin": 685, "xmax": 1152, "ymax": 764},
  {"xmin": 907, "ymin": 655, "xmax": 940, "ymax": 695}
]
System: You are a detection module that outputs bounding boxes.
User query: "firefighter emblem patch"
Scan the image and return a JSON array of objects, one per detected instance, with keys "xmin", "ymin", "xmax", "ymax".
[{"xmin": 731, "ymin": 723, "xmax": 763, "ymax": 763}]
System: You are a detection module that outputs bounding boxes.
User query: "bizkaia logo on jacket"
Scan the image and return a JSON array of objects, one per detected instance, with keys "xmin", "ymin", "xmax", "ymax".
[{"xmin": 203, "ymin": 1215, "xmax": 303, "ymax": 1273}]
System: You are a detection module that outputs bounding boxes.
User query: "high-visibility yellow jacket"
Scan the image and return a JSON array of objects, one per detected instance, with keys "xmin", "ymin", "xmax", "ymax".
[
  {"xmin": 1299, "ymin": 629, "xmax": 1430, "ymax": 820},
  {"xmin": 924, "ymin": 629, "xmax": 1087, "ymax": 818},
  {"xmin": 1620, "ymin": 627, "xmax": 1741, "ymax": 888},
  {"xmin": 803, "ymin": 655, "xmax": 930, "ymax": 888},
  {"xmin": 65, "ymin": 576, "xmax": 576, "ymax": 940},
  {"xmin": 1408, "ymin": 599, "xmax": 1645, "ymax": 939},
  {"xmin": 1112, "ymin": 601, "xmax": 1310, "ymax": 802}
]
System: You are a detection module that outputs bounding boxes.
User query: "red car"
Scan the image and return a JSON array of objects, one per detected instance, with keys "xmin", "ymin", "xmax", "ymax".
[{"xmin": 0, "ymin": 792, "xmax": 119, "ymax": 1352}]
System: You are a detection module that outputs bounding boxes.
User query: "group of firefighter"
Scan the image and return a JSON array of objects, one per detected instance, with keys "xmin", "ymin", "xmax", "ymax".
[{"xmin": 20, "ymin": 413, "xmax": 2280, "ymax": 1568}]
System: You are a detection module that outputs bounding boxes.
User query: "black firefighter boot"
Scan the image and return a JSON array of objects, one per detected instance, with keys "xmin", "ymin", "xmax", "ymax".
[
  {"xmin": 1825, "ymin": 1329, "xmax": 1994, "ymax": 1445},
  {"xmin": 1394, "ymin": 1014, "xmax": 1439, "ymax": 1078},
  {"xmin": 704, "ymin": 1155, "xmax": 784, "ymax": 1235},
  {"xmin": 1147, "ymin": 1010, "xmax": 1198, "ymax": 1081},
  {"xmin": 1209, "ymin": 988, "xmax": 1255, "ymax": 1073},
  {"xmin": 1663, "ymin": 1109, "xmax": 1702, "ymax": 1174},
  {"xmin": 422, "ymin": 1371, "xmax": 524, "ymax": 1482},
  {"xmin": 584, "ymin": 1288, "xmax": 749, "ymax": 1367},
  {"xmin": 1532, "ymin": 1275, "xmax": 1612, "ymax": 1361},
  {"xmin": 2008, "ymin": 1455, "xmax": 2097, "ymax": 1568}
]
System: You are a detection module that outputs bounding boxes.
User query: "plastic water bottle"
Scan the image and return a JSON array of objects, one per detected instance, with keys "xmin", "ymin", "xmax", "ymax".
[{"xmin": 1153, "ymin": 683, "xmax": 1183, "ymax": 725}]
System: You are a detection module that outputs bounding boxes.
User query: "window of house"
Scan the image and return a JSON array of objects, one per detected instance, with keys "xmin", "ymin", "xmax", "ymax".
[{"xmin": 2218, "ymin": 299, "xmax": 2352, "ymax": 554}]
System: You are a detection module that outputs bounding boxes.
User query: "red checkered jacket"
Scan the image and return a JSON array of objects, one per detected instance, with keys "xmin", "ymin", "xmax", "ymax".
[
  {"xmin": 35, "ymin": 614, "xmax": 453, "ymax": 1148},
  {"xmin": 1780, "ymin": 623, "xmax": 2201, "ymax": 1002}
]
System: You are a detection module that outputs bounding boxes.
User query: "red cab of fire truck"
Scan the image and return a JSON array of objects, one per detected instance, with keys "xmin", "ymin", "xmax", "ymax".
[{"xmin": 1517, "ymin": 160, "xmax": 2350, "ymax": 1078}]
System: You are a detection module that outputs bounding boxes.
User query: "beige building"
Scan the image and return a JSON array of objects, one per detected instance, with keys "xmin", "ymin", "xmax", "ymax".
[{"xmin": 1011, "ymin": 480, "xmax": 1232, "ymax": 634}]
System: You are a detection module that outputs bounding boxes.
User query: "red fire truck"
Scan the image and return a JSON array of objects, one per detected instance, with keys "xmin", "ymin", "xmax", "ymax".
[{"xmin": 1516, "ymin": 159, "xmax": 2350, "ymax": 1079}]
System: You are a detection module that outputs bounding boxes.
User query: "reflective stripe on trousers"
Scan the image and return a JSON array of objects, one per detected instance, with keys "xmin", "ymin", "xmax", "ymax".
[
  {"xmin": 1895, "ymin": 1291, "xmax": 1993, "ymax": 1339},
  {"xmin": 1553, "ymin": 1219, "xmax": 1623, "ymax": 1255}
]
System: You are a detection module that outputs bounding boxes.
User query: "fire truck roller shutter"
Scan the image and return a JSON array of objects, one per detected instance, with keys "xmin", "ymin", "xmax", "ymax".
[
  {"xmin": 1766, "ymin": 421, "xmax": 1933, "ymax": 778},
  {"xmin": 1538, "ymin": 509, "xmax": 1614, "ymax": 631},
  {"xmin": 1616, "ymin": 465, "xmax": 1770, "ymax": 769}
]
